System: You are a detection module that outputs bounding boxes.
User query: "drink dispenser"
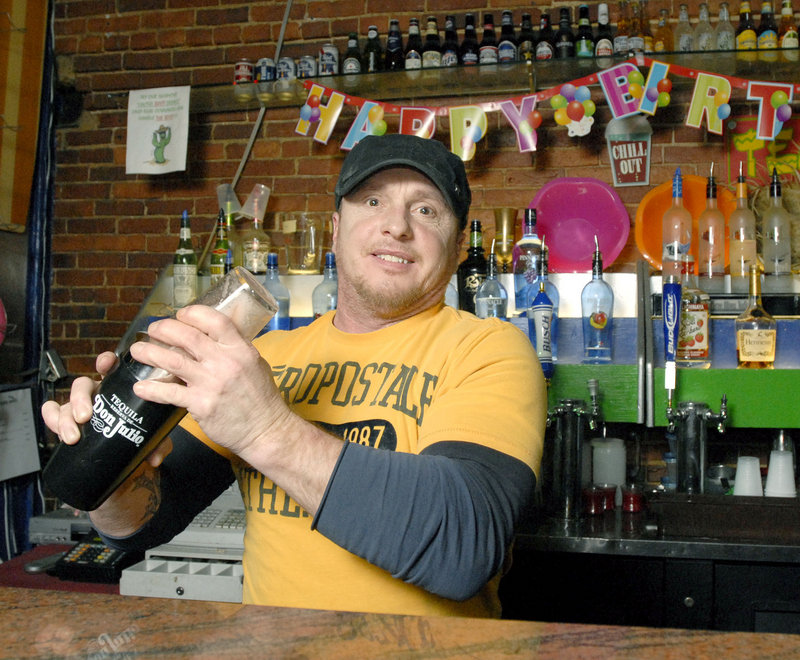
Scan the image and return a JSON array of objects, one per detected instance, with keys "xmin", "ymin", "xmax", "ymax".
[{"xmin": 545, "ymin": 399, "xmax": 591, "ymax": 520}]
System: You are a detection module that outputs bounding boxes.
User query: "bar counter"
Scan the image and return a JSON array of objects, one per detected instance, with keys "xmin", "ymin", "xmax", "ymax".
[{"xmin": 3, "ymin": 586, "xmax": 800, "ymax": 658}]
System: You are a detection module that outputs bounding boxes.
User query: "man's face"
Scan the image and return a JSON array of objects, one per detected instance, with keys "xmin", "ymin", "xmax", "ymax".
[{"xmin": 332, "ymin": 166, "xmax": 464, "ymax": 325}]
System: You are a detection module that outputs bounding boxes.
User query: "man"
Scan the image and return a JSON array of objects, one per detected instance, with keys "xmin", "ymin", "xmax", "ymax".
[{"xmin": 42, "ymin": 134, "xmax": 546, "ymax": 617}]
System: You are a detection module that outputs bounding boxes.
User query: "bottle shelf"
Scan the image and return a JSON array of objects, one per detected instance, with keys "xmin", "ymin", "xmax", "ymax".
[{"xmin": 188, "ymin": 51, "xmax": 800, "ymax": 115}]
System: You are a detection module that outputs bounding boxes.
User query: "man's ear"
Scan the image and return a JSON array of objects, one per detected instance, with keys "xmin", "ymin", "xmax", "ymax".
[{"xmin": 331, "ymin": 211, "xmax": 340, "ymax": 249}]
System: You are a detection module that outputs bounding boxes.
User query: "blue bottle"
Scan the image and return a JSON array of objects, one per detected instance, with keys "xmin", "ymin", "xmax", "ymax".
[
  {"xmin": 528, "ymin": 280, "xmax": 554, "ymax": 381},
  {"xmin": 581, "ymin": 236, "xmax": 614, "ymax": 363},
  {"xmin": 263, "ymin": 253, "xmax": 291, "ymax": 331},
  {"xmin": 312, "ymin": 252, "xmax": 338, "ymax": 318},
  {"xmin": 539, "ymin": 240, "xmax": 560, "ymax": 361},
  {"xmin": 513, "ymin": 208, "xmax": 542, "ymax": 311}
]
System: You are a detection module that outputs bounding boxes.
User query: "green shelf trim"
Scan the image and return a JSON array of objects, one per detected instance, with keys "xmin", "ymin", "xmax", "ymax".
[
  {"xmin": 652, "ymin": 368, "xmax": 800, "ymax": 429},
  {"xmin": 548, "ymin": 364, "xmax": 640, "ymax": 424}
]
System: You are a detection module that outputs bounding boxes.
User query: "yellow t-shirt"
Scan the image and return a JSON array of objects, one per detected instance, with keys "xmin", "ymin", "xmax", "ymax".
[{"xmin": 180, "ymin": 303, "xmax": 546, "ymax": 617}]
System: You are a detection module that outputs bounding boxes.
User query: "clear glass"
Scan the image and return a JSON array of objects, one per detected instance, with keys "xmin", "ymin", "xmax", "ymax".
[
  {"xmin": 581, "ymin": 249, "xmax": 614, "ymax": 364},
  {"xmin": 513, "ymin": 209, "xmax": 542, "ymax": 310}
]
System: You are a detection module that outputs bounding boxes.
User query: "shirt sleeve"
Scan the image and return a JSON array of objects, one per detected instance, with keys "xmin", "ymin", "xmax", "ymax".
[
  {"xmin": 98, "ymin": 425, "xmax": 235, "ymax": 552},
  {"xmin": 312, "ymin": 439, "xmax": 536, "ymax": 601}
]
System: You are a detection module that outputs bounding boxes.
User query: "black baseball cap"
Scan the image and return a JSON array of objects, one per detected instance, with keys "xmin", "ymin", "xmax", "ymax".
[{"xmin": 334, "ymin": 134, "xmax": 471, "ymax": 230}]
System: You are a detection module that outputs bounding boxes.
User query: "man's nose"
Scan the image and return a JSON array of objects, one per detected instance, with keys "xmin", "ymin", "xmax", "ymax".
[{"xmin": 380, "ymin": 205, "xmax": 413, "ymax": 238}]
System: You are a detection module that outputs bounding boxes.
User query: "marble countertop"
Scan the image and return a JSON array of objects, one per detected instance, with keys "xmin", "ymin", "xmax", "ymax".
[{"xmin": 4, "ymin": 586, "xmax": 800, "ymax": 658}]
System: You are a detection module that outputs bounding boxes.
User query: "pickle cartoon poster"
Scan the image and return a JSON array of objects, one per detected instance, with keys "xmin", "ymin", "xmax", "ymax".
[{"xmin": 126, "ymin": 86, "xmax": 190, "ymax": 175}]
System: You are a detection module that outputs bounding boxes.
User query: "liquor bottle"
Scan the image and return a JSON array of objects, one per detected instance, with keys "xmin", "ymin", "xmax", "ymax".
[
  {"xmin": 674, "ymin": 3, "xmax": 694, "ymax": 51},
  {"xmin": 697, "ymin": 163, "xmax": 726, "ymax": 293},
  {"xmin": 422, "ymin": 16, "xmax": 442, "ymax": 68},
  {"xmin": 479, "ymin": 13, "xmax": 499, "ymax": 63},
  {"xmin": 41, "ymin": 267, "xmax": 277, "ymax": 512},
  {"xmin": 554, "ymin": 7, "xmax": 576, "ymax": 58},
  {"xmin": 342, "ymin": 32, "xmax": 363, "ymax": 73},
  {"xmin": 653, "ymin": 9, "xmax": 675, "ymax": 51},
  {"xmin": 677, "ymin": 256, "xmax": 711, "ymax": 369},
  {"xmin": 441, "ymin": 15, "xmax": 460, "ymax": 67},
  {"xmin": 518, "ymin": 13, "xmax": 537, "ymax": 61},
  {"xmin": 575, "ymin": 4, "xmax": 596, "ymax": 57},
  {"xmin": 172, "ymin": 210, "xmax": 198, "ymax": 309},
  {"xmin": 263, "ymin": 253, "xmax": 290, "ymax": 331},
  {"xmin": 728, "ymin": 163, "xmax": 758, "ymax": 294},
  {"xmin": 641, "ymin": 0, "xmax": 654, "ymax": 51},
  {"xmin": 595, "ymin": 3, "xmax": 615, "ymax": 57},
  {"xmin": 456, "ymin": 219, "xmax": 488, "ymax": 314},
  {"xmin": 757, "ymin": 0, "xmax": 779, "ymax": 60},
  {"xmin": 715, "ymin": 2, "xmax": 737, "ymax": 50},
  {"xmin": 513, "ymin": 208, "xmax": 543, "ymax": 311},
  {"xmin": 581, "ymin": 236, "xmax": 614, "ymax": 364},
  {"xmin": 662, "ymin": 168, "xmax": 693, "ymax": 283},
  {"xmin": 385, "ymin": 18, "xmax": 405, "ymax": 70},
  {"xmin": 528, "ymin": 279, "xmax": 554, "ymax": 381},
  {"xmin": 460, "ymin": 13, "xmax": 480, "ymax": 65},
  {"xmin": 736, "ymin": 265, "xmax": 777, "ymax": 368},
  {"xmin": 475, "ymin": 250, "xmax": 508, "ymax": 319},
  {"xmin": 536, "ymin": 13, "xmax": 557, "ymax": 59},
  {"xmin": 498, "ymin": 9, "xmax": 518, "ymax": 62},
  {"xmin": 404, "ymin": 18, "xmax": 423, "ymax": 70},
  {"xmin": 736, "ymin": 0, "xmax": 759, "ymax": 60},
  {"xmin": 224, "ymin": 209, "xmax": 241, "ymax": 269},
  {"xmin": 614, "ymin": 0, "xmax": 631, "ymax": 55},
  {"xmin": 693, "ymin": 3, "xmax": 715, "ymax": 50},
  {"xmin": 312, "ymin": 252, "xmax": 338, "ymax": 318},
  {"xmin": 778, "ymin": 0, "xmax": 799, "ymax": 60},
  {"xmin": 209, "ymin": 209, "xmax": 229, "ymax": 286},
  {"xmin": 761, "ymin": 168, "xmax": 792, "ymax": 287},
  {"xmin": 540, "ymin": 238, "xmax": 560, "ymax": 361},
  {"xmin": 628, "ymin": 0, "xmax": 646, "ymax": 52},
  {"xmin": 363, "ymin": 25, "xmax": 384, "ymax": 72},
  {"xmin": 240, "ymin": 214, "xmax": 271, "ymax": 276}
]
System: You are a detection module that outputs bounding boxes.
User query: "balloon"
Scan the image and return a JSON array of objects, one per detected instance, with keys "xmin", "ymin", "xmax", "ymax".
[
  {"xmin": 371, "ymin": 119, "xmax": 387, "ymax": 135},
  {"xmin": 306, "ymin": 94, "xmax": 321, "ymax": 108},
  {"xmin": 309, "ymin": 107, "xmax": 321, "ymax": 122},
  {"xmin": 627, "ymin": 70, "xmax": 645, "ymax": 87},
  {"xmin": 529, "ymin": 109, "xmax": 543, "ymax": 129},
  {"xmin": 629, "ymin": 83, "xmax": 643, "ymax": 99},
  {"xmin": 470, "ymin": 123, "xmax": 483, "ymax": 142},
  {"xmin": 561, "ymin": 83, "xmax": 576, "ymax": 101},
  {"xmin": 554, "ymin": 107, "xmax": 570, "ymax": 125},
  {"xmin": 656, "ymin": 78, "xmax": 672, "ymax": 94},
  {"xmin": 368, "ymin": 104, "xmax": 384, "ymax": 123},
  {"xmin": 657, "ymin": 92, "xmax": 671, "ymax": 107},
  {"xmin": 299, "ymin": 104, "xmax": 312, "ymax": 121},
  {"xmin": 717, "ymin": 103, "xmax": 731, "ymax": 120},
  {"xmin": 646, "ymin": 86, "xmax": 659, "ymax": 102},
  {"xmin": 519, "ymin": 120, "xmax": 532, "ymax": 135},
  {"xmin": 714, "ymin": 92, "xmax": 729, "ymax": 107},
  {"xmin": 460, "ymin": 136, "xmax": 474, "ymax": 150},
  {"xmin": 777, "ymin": 103, "xmax": 792, "ymax": 123},
  {"xmin": 550, "ymin": 94, "xmax": 567, "ymax": 109},
  {"xmin": 771, "ymin": 90, "xmax": 789, "ymax": 109},
  {"xmin": 566, "ymin": 100, "xmax": 585, "ymax": 121},
  {"xmin": 582, "ymin": 99, "xmax": 596, "ymax": 117},
  {"xmin": 575, "ymin": 85, "xmax": 591, "ymax": 102}
]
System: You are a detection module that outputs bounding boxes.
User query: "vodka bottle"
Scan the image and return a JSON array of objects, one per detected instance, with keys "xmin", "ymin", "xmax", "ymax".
[
  {"xmin": 539, "ymin": 242, "xmax": 560, "ymax": 361},
  {"xmin": 497, "ymin": 9, "xmax": 518, "ymax": 62},
  {"xmin": 674, "ymin": 4, "xmax": 694, "ymax": 51},
  {"xmin": 662, "ymin": 168, "xmax": 693, "ymax": 283},
  {"xmin": 529, "ymin": 280, "xmax": 554, "ymax": 381},
  {"xmin": 736, "ymin": 265, "xmax": 777, "ymax": 368},
  {"xmin": 761, "ymin": 168, "xmax": 792, "ymax": 288},
  {"xmin": 456, "ymin": 219, "xmax": 487, "ymax": 314},
  {"xmin": 693, "ymin": 3, "xmax": 715, "ymax": 50},
  {"xmin": 715, "ymin": 2, "xmax": 737, "ymax": 50},
  {"xmin": 581, "ymin": 236, "xmax": 614, "ymax": 363},
  {"xmin": 263, "ymin": 253, "xmax": 290, "ymax": 331},
  {"xmin": 513, "ymin": 208, "xmax": 543, "ymax": 311},
  {"xmin": 312, "ymin": 252, "xmax": 338, "ymax": 318},
  {"xmin": 677, "ymin": 256, "xmax": 711, "ymax": 369},
  {"xmin": 475, "ymin": 251, "xmax": 508, "ymax": 319},
  {"xmin": 728, "ymin": 162, "xmax": 758, "ymax": 294},
  {"xmin": 697, "ymin": 163, "xmax": 726, "ymax": 293},
  {"xmin": 172, "ymin": 210, "xmax": 198, "ymax": 308}
]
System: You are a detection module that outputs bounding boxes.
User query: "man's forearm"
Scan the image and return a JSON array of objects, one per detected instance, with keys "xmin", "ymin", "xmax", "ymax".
[{"xmin": 88, "ymin": 463, "xmax": 161, "ymax": 538}]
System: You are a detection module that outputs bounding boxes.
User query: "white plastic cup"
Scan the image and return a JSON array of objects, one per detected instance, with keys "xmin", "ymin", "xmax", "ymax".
[
  {"xmin": 240, "ymin": 184, "xmax": 270, "ymax": 222},
  {"xmin": 592, "ymin": 438, "xmax": 626, "ymax": 487},
  {"xmin": 765, "ymin": 450, "xmax": 797, "ymax": 498},
  {"xmin": 733, "ymin": 456, "xmax": 763, "ymax": 496}
]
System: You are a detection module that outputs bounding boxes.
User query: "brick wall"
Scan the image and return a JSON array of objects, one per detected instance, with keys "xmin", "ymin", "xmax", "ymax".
[{"xmin": 51, "ymin": 0, "xmax": 763, "ymax": 377}]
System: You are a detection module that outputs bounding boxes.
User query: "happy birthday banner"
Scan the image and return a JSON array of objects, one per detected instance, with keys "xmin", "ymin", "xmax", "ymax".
[{"xmin": 295, "ymin": 56, "xmax": 798, "ymax": 162}]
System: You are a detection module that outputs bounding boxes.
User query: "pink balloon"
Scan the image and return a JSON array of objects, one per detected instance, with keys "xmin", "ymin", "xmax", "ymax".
[{"xmin": 777, "ymin": 103, "xmax": 792, "ymax": 123}]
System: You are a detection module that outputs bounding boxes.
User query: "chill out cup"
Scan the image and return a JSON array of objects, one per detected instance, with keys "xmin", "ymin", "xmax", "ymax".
[
  {"xmin": 764, "ymin": 450, "xmax": 797, "ymax": 498},
  {"xmin": 733, "ymin": 455, "xmax": 763, "ymax": 496},
  {"xmin": 42, "ymin": 267, "xmax": 277, "ymax": 511}
]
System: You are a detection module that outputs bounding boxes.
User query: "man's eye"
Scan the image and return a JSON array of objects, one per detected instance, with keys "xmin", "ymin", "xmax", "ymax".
[
  {"xmin": 367, "ymin": 198, "xmax": 379, "ymax": 207},
  {"xmin": 419, "ymin": 206, "xmax": 432, "ymax": 216}
]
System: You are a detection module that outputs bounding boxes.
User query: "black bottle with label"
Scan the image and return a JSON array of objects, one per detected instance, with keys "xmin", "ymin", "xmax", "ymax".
[{"xmin": 457, "ymin": 220, "xmax": 488, "ymax": 314}]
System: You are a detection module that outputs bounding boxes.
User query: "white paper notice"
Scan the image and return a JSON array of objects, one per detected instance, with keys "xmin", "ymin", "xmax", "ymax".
[
  {"xmin": 0, "ymin": 387, "xmax": 41, "ymax": 481},
  {"xmin": 126, "ymin": 86, "xmax": 190, "ymax": 175}
]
